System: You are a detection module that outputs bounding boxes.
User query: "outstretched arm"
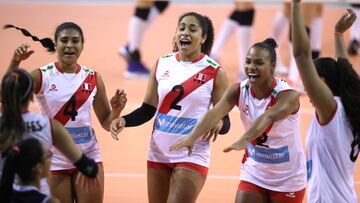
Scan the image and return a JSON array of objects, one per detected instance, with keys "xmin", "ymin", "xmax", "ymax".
[
  {"xmin": 334, "ymin": 8, "xmax": 357, "ymax": 59},
  {"xmin": 224, "ymin": 90, "xmax": 299, "ymax": 152},
  {"xmin": 170, "ymin": 82, "xmax": 237, "ymax": 155},
  {"xmin": 291, "ymin": 0, "xmax": 336, "ymax": 124}
]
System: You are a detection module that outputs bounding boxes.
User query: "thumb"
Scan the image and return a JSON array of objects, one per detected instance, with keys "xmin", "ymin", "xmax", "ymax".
[{"xmin": 223, "ymin": 146, "xmax": 233, "ymax": 153}]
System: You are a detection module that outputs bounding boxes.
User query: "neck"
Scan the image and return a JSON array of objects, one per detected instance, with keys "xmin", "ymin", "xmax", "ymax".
[
  {"xmin": 57, "ymin": 61, "xmax": 78, "ymax": 73},
  {"xmin": 179, "ymin": 50, "xmax": 202, "ymax": 62},
  {"xmin": 252, "ymin": 77, "xmax": 274, "ymax": 99}
]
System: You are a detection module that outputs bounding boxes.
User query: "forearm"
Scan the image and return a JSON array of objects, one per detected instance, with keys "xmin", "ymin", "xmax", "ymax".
[
  {"xmin": 291, "ymin": 1, "xmax": 311, "ymax": 58},
  {"xmin": 101, "ymin": 111, "xmax": 119, "ymax": 131},
  {"xmin": 335, "ymin": 34, "xmax": 347, "ymax": 59},
  {"xmin": 243, "ymin": 114, "xmax": 273, "ymax": 142},
  {"xmin": 188, "ymin": 109, "xmax": 225, "ymax": 142},
  {"xmin": 8, "ymin": 59, "xmax": 20, "ymax": 72},
  {"xmin": 123, "ymin": 102, "xmax": 156, "ymax": 127}
]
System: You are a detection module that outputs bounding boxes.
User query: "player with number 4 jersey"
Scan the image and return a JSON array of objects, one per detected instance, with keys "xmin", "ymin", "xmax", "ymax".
[
  {"xmin": 7, "ymin": 22, "xmax": 127, "ymax": 203},
  {"xmin": 36, "ymin": 62, "xmax": 99, "ymax": 170}
]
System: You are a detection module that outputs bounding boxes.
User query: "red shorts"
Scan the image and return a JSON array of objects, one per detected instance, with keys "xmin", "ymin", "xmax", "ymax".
[
  {"xmin": 238, "ymin": 180, "xmax": 305, "ymax": 203},
  {"xmin": 147, "ymin": 161, "xmax": 208, "ymax": 177},
  {"xmin": 51, "ymin": 162, "xmax": 103, "ymax": 175}
]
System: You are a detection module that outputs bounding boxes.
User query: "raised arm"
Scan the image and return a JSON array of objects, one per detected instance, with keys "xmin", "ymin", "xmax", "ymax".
[
  {"xmin": 291, "ymin": 0, "xmax": 336, "ymax": 124},
  {"xmin": 224, "ymin": 90, "xmax": 299, "ymax": 152},
  {"xmin": 334, "ymin": 8, "xmax": 357, "ymax": 59}
]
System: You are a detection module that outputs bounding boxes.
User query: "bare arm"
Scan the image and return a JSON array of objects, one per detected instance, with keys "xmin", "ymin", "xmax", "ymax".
[
  {"xmin": 170, "ymin": 82, "xmax": 237, "ymax": 154},
  {"xmin": 291, "ymin": 0, "xmax": 336, "ymax": 124},
  {"xmin": 93, "ymin": 73, "xmax": 126, "ymax": 131},
  {"xmin": 143, "ymin": 66, "xmax": 159, "ymax": 108},
  {"xmin": 334, "ymin": 8, "xmax": 357, "ymax": 59},
  {"xmin": 224, "ymin": 90, "xmax": 299, "ymax": 152}
]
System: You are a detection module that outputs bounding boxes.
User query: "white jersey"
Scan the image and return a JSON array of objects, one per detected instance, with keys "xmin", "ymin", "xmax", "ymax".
[
  {"xmin": 307, "ymin": 97, "xmax": 358, "ymax": 203},
  {"xmin": 237, "ymin": 79, "xmax": 307, "ymax": 192},
  {"xmin": 0, "ymin": 112, "xmax": 53, "ymax": 194},
  {"xmin": 36, "ymin": 62, "xmax": 101, "ymax": 170},
  {"xmin": 148, "ymin": 53, "xmax": 220, "ymax": 167}
]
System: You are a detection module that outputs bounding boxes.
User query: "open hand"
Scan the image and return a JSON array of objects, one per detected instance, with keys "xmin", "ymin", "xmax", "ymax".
[
  {"xmin": 335, "ymin": 8, "xmax": 357, "ymax": 34},
  {"xmin": 169, "ymin": 137, "xmax": 195, "ymax": 156}
]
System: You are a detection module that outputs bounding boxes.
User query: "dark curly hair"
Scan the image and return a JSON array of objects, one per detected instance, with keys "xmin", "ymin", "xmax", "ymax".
[
  {"xmin": 251, "ymin": 38, "xmax": 278, "ymax": 64},
  {"xmin": 315, "ymin": 57, "xmax": 360, "ymax": 162}
]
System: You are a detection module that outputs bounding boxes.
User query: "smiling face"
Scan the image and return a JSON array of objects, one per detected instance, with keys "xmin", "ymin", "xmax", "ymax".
[
  {"xmin": 55, "ymin": 28, "xmax": 83, "ymax": 67},
  {"xmin": 175, "ymin": 15, "xmax": 206, "ymax": 60},
  {"xmin": 245, "ymin": 46, "xmax": 275, "ymax": 86}
]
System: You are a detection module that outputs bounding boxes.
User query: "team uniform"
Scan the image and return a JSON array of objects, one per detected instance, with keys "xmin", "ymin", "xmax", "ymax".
[
  {"xmin": 306, "ymin": 97, "xmax": 358, "ymax": 203},
  {"xmin": 148, "ymin": 52, "xmax": 220, "ymax": 173},
  {"xmin": 11, "ymin": 185, "xmax": 51, "ymax": 203},
  {"xmin": 0, "ymin": 112, "xmax": 53, "ymax": 194},
  {"xmin": 237, "ymin": 79, "xmax": 307, "ymax": 200},
  {"xmin": 35, "ymin": 62, "xmax": 101, "ymax": 171}
]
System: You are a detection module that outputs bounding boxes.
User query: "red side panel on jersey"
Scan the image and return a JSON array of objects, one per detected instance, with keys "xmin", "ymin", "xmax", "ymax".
[
  {"xmin": 158, "ymin": 66, "xmax": 215, "ymax": 114},
  {"xmin": 54, "ymin": 73, "xmax": 97, "ymax": 125}
]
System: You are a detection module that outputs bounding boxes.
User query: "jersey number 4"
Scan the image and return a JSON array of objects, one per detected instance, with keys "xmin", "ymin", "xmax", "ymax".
[{"xmin": 63, "ymin": 95, "xmax": 78, "ymax": 121}]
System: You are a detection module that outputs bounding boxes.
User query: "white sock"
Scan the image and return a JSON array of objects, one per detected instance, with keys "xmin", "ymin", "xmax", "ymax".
[
  {"xmin": 128, "ymin": 16, "xmax": 148, "ymax": 52},
  {"xmin": 288, "ymin": 44, "xmax": 300, "ymax": 85},
  {"xmin": 271, "ymin": 11, "xmax": 289, "ymax": 42},
  {"xmin": 147, "ymin": 6, "xmax": 160, "ymax": 27},
  {"xmin": 271, "ymin": 11, "xmax": 289, "ymax": 69},
  {"xmin": 211, "ymin": 19, "xmax": 237, "ymax": 59},
  {"xmin": 310, "ymin": 16, "xmax": 323, "ymax": 51},
  {"xmin": 237, "ymin": 26, "xmax": 252, "ymax": 76},
  {"xmin": 351, "ymin": 8, "xmax": 360, "ymax": 40}
]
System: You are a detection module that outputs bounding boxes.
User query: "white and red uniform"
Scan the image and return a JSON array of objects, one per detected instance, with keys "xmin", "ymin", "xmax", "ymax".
[
  {"xmin": 306, "ymin": 97, "xmax": 358, "ymax": 203},
  {"xmin": 237, "ymin": 79, "xmax": 307, "ymax": 192},
  {"xmin": 36, "ymin": 62, "xmax": 101, "ymax": 171},
  {"xmin": 148, "ymin": 52, "xmax": 220, "ymax": 167},
  {"xmin": 0, "ymin": 112, "xmax": 53, "ymax": 194}
]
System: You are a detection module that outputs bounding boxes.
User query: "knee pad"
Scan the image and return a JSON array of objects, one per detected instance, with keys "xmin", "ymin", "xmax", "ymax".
[
  {"xmin": 229, "ymin": 9, "xmax": 255, "ymax": 26},
  {"xmin": 351, "ymin": 3, "xmax": 360, "ymax": 8},
  {"xmin": 312, "ymin": 50, "xmax": 320, "ymax": 59},
  {"xmin": 135, "ymin": 7, "xmax": 151, "ymax": 21},
  {"xmin": 153, "ymin": 1, "xmax": 169, "ymax": 13}
]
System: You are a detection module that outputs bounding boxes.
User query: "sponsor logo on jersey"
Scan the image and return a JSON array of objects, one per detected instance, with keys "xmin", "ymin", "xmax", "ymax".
[
  {"xmin": 66, "ymin": 126, "xmax": 92, "ymax": 144},
  {"xmin": 285, "ymin": 192, "xmax": 296, "ymax": 198},
  {"xmin": 247, "ymin": 144, "xmax": 290, "ymax": 164},
  {"xmin": 154, "ymin": 113, "xmax": 197, "ymax": 135},
  {"xmin": 162, "ymin": 70, "xmax": 170, "ymax": 77},
  {"xmin": 49, "ymin": 84, "xmax": 58, "ymax": 91}
]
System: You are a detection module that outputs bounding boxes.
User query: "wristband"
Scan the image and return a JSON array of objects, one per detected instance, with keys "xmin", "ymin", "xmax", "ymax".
[{"xmin": 74, "ymin": 154, "xmax": 98, "ymax": 178}]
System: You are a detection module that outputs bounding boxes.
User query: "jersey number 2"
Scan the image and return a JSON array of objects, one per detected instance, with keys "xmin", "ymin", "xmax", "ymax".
[
  {"xmin": 170, "ymin": 85, "xmax": 184, "ymax": 111},
  {"xmin": 63, "ymin": 95, "xmax": 78, "ymax": 121}
]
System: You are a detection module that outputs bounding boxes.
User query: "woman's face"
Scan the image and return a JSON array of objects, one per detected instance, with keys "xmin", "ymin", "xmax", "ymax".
[
  {"xmin": 245, "ymin": 46, "xmax": 275, "ymax": 86},
  {"xmin": 175, "ymin": 15, "xmax": 206, "ymax": 57},
  {"xmin": 55, "ymin": 28, "xmax": 83, "ymax": 66}
]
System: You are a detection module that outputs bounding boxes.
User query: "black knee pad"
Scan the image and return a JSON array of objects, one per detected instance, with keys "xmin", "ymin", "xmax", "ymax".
[
  {"xmin": 312, "ymin": 50, "xmax": 320, "ymax": 59},
  {"xmin": 153, "ymin": 1, "xmax": 169, "ymax": 13},
  {"xmin": 351, "ymin": 3, "xmax": 360, "ymax": 8},
  {"xmin": 135, "ymin": 7, "xmax": 151, "ymax": 21},
  {"xmin": 229, "ymin": 9, "xmax": 255, "ymax": 26}
]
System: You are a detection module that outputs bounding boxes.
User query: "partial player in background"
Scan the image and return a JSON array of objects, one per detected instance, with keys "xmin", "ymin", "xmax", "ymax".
[
  {"xmin": 210, "ymin": 2, "xmax": 255, "ymax": 81},
  {"xmin": 119, "ymin": 0, "xmax": 170, "ymax": 79}
]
